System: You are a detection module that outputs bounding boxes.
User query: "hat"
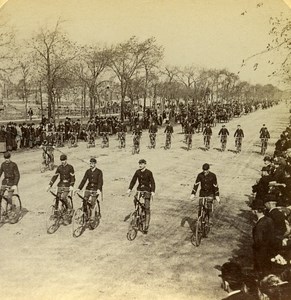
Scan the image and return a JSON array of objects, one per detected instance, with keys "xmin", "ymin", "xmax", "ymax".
[
  {"xmin": 219, "ymin": 262, "xmax": 243, "ymax": 280},
  {"xmin": 202, "ymin": 163, "xmax": 210, "ymax": 170},
  {"xmin": 3, "ymin": 152, "xmax": 11, "ymax": 159},
  {"xmin": 139, "ymin": 159, "xmax": 147, "ymax": 164},
  {"xmin": 264, "ymin": 193, "xmax": 278, "ymax": 204},
  {"xmin": 263, "ymin": 156, "xmax": 271, "ymax": 162},
  {"xmin": 60, "ymin": 154, "xmax": 67, "ymax": 161},
  {"xmin": 90, "ymin": 157, "xmax": 97, "ymax": 163},
  {"xmin": 251, "ymin": 200, "xmax": 265, "ymax": 210}
]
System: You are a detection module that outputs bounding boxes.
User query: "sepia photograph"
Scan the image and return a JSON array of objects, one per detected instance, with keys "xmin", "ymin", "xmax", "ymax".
[{"xmin": 0, "ymin": 0, "xmax": 291, "ymax": 299}]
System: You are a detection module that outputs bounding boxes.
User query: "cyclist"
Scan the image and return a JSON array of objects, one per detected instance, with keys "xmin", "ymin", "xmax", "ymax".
[
  {"xmin": 218, "ymin": 125, "xmax": 229, "ymax": 150},
  {"xmin": 148, "ymin": 121, "xmax": 158, "ymax": 148},
  {"xmin": 127, "ymin": 159, "xmax": 155, "ymax": 234},
  {"xmin": 190, "ymin": 163, "xmax": 220, "ymax": 221},
  {"xmin": 260, "ymin": 124, "xmax": 270, "ymax": 139},
  {"xmin": 184, "ymin": 121, "xmax": 194, "ymax": 146},
  {"xmin": 0, "ymin": 152, "xmax": 20, "ymax": 208},
  {"xmin": 132, "ymin": 123, "xmax": 142, "ymax": 150},
  {"xmin": 100, "ymin": 121, "xmax": 111, "ymax": 146},
  {"xmin": 234, "ymin": 125, "xmax": 244, "ymax": 149},
  {"xmin": 117, "ymin": 121, "xmax": 127, "ymax": 147},
  {"xmin": 41, "ymin": 129, "xmax": 55, "ymax": 165},
  {"xmin": 202, "ymin": 124, "xmax": 212, "ymax": 148},
  {"xmin": 47, "ymin": 154, "xmax": 75, "ymax": 221},
  {"xmin": 164, "ymin": 120, "xmax": 173, "ymax": 146},
  {"xmin": 75, "ymin": 157, "xmax": 103, "ymax": 220}
]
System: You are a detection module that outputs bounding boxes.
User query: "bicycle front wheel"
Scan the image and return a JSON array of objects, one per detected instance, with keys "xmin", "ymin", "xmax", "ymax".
[
  {"xmin": 127, "ymin": 212, "xmax": 138, "ymax": 241},
  {"xmin": 194, "ymin": 216, "xmax": 203, "ymax": 247},
  {"xmin": 7, "ymin": 194, "xmax": 22, "ymax": 224},
  {"xmin": 88, "ymin": 205, "xmax": 101, "ymax": 230},
  {"xmin": 72, "ymin": 208, "xmax": 86, "ymax": 238},
  {"xmin": 46, "ymin": 205, "xmax": 60, "ymax": 234}
]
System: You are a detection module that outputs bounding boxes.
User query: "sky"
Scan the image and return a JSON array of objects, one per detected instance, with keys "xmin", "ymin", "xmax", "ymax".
[{"xmin": 0, "ymin": 0, "xmax": 290, "ymax": 88}]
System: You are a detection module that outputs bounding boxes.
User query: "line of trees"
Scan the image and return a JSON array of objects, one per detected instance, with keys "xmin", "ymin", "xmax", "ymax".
[{"xmin": 0, "ymin": 19, "xmax": 287, "ymax": 121}]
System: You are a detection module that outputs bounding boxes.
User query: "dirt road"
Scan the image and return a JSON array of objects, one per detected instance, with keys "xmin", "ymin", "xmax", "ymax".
[{"xmin": 0, "ymin": 103, "xmax": 289, "ymax": 300}]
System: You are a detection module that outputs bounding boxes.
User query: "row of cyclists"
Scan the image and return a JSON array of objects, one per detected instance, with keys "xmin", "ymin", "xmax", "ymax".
[{"xmin": 0, "ymin": 150, "xmax": 220, "ymax": 236}]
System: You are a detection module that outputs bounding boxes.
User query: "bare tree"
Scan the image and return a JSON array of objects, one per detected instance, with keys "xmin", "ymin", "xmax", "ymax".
[
  {"xmin": 30, "ymin": 20, "xmax": 77, "ymax": 120},
  {"xmin": 109, "ymin": 36, "xmax": 162, "ymax": 120}
]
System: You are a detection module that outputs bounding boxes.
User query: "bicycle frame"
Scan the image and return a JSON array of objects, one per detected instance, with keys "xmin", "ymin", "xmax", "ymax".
[
  {"xmin": 165, "ymin": 133, "xmax": 171, "ymax": 149},
  {"xmin": 76, "ymin": 191, "xmax": 100, "ymax": 220}
]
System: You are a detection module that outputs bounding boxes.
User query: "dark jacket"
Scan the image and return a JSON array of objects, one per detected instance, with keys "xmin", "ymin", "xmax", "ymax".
[
  {"xmin": 78, "ymin": 168, "xmax": 103, "ymax": 191},
  {"xmin": 49, "ymin": 164, "xmax": 75, "ymax": 187},
  {"xmin": 0, "ymin": 161, "xmax": 20, "ymax": 186},
  {"xmin": 192, "ymin": 171, "xmax": 219, "ymax": 197},
  {"xmin": 129, "ymin": 169, "xmax": 155, "ymax": 193}
]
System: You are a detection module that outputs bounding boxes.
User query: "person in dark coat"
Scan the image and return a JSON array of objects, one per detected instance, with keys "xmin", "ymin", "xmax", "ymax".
[{"xmin": 252, "ymin": 201, "xmax": 276, "ymax": 277}]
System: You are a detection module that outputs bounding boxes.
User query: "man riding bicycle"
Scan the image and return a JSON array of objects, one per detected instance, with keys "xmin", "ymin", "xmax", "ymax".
[
  {"xmin": 127, "ymin": 159, "xmax": 155, "ymax": 234},
  {"xmin": 234, "ymin": 125, "xmax": 244, "ymax": 148},
  {"xmin": 260, "ymin": 124, "xmax": 270, "ymax": 139},
  {"xmin": 0, "ymin": 152, "xmax": 20, "ymax": 209},
  {"xmin": 218, "ymin": 125, "xmax": 229, "ymax": 149},
  {"xmin": 190, "ymin": 163, "xmax": 220, "ymax": 221},
  {"xmin": 47, "ymin": 154, "xmax": 75, "ymax": 219},
  {"xmin": 202, "ymin": 124, "xmax": 212, "ymax": 147},
  {"xmin": 75, "ymin": 157, "xmax": 103, "ymax": 220},
  {"xmin": 149, "ymin": 121, "xmax": 158, "ymax": 148}
]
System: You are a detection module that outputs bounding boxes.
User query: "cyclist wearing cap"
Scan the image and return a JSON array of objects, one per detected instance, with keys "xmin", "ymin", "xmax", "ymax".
[
  {"xmin": 218, "ymin": 124, "xmax": 229, "ymax": 144},
  {"xmin": 234, "ymin": 125, "xmax": 244, "ymax": 149},
  {"xmin": 127, "ymin": 159, "xmax": 155, "ymax": 234},
  {"xmin": 75, "ymin": 158, "xmax": 103, "ymax": 219},
  {"xmin": 47, "ymin": 154, "xmax": 75, "ymax": 214},
  {"xmin": 0, "ymin": 152, "xmax": 20, "ymax": 205},
  {"xmin": 190, "ymin": 163, "xmax": 220, "ymax": 220},
  {"xmin": 260, "ymin": 124, "xmax": 270, "ymax": 139}
]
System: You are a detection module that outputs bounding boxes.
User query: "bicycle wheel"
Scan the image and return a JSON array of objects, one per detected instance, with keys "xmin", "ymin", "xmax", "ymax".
[
  {"xmin": 88, "ymin": 204, "xmax": 100, "ymax": 230},
  {"xmin": 127, "ymin": 212, "xmax": 138, "ymax": 241},
  {"xmin": 46, "ymin": 205, "xmax": 60, "ymax": 234},
  {"xmin": 7, "ymin": 194, "xmax": 22, "ymax": 224},
  {"xmin": 40, "ymin": 162, "xmax": 46, "ymax": 173},
  {"xmin": 203, "ymin": 215, "xmax": 210, "ymax": 238},
  {"xmin": 72, "ymin": 208, "xmax": 86, "ymax": 237},
  {"xmin": 194, "ymin": 216, "xmax": 203, "ymax": 247}
]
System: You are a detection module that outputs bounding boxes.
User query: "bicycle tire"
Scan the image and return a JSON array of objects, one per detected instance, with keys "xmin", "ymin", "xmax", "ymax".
[
  {"xmin": 127, "ymin": 212, "xmax": 138, "ymax": 241},
  {"xmin": 88, "ymin": 205, "xmax": 100, "ymax": 230},
  {"xmin": 46, "ymin": 205, "xmax": 60, "ymax": 234},
  {"xmin": 203, "ymin": 215, "xmax": 210, "ymax": 237},
  {"xmin": 40, "ymin": 162, "xmax": 46, "ymax": 173},
  {"xmin": 8, "ymin": 194, "xmax": 22, "ymax": 224},
  {"xmin": 127, "ymin": 228, "xmax": 137, "ymax": 241},
  {"xmin": 195, "ymin": 216, "xmax": 203, "ymax": 247},
  {"xmin": 72, "ymin": 208, "xmax": 86, "ymax": 237}
]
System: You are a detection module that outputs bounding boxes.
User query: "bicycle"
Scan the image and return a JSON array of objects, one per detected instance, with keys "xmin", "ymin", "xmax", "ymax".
[
  {"xmin": 220, "ymin": 135, "xmax": 227, "ymax": 152},
  {"xmin": 40, "ymin": 146, "xmax": 55, "ymax": 173},
  {"xmin": 68, "ymin": 133, "xmax": 78, "ymax": 148},
  {"xmin": 203, "ymin": 135, "xmax": 211, "ymax": 150},
  {"xmin": 235, "ymin": 137, "xmax": 242, "ymax": 153},
  {"xmin": 164, "ymin": 133, "xmax": 172, "ymax": 150},
  {"xmin": 132, "ymin": 134, "xmax": 141, "ymax": 154},
  {"xmin": 127, "ymin": 191, "xmax": 149, "ymax": 241},
  {"xmin": 72, "ymin": 191, "xmax": 101, "ymax": 237},
  {"xmin": 87, "ymin": 131, "xmax": 95, "ymax": 148},
  {"xmin": 118, "ymin": 132, "xmax": 126, "ymax": 148},
  {"xmin": 186, "ymin": 133, "xmax": 192, "ymax": 151},
  {"xmin": 0, "ymin": 186, "xmax": 22, "ymax": 224},
  {"xmin": 46, "ymin": 189, "xmax": 74, "ymax": 234},
  {"xmin": 191, "ymin": 196, "xmax": 213, "ymax": 247},
  {"xmin": 261, "ymin": 138, "xmax": 268, "ymax": 155},
  {"xmin": 148, "ymin": 133, "xmax": 156, "ymax": 149},
  {"xmin": 101, "ymin": 132, "xmax": 109, "ymax": 148}
]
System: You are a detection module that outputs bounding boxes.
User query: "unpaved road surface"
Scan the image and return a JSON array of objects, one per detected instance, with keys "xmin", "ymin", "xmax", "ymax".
[{"xmin": 1, "ymin": 103, "xmax": 289, "ymax": 300}]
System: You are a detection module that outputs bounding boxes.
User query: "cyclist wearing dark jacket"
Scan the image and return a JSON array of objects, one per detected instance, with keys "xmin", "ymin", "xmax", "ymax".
[
  {"xmin": 218, "ymin": 125, "xmax": 229, "ymax": 140},
  {"xmin": 0, "ymin": 152, "xmax": 20, "ymax": 203},
  {"xmin": 47, "ymin": 154, "xmax": 75, "ymax": 212},
  {"xmin": 76, "ymin": 157, "xmax": 103, "ymax": 219},
  {"xmin": 234, "ymin": 125, "xmax": 244, "ymax": 138},
  {"xmin": 191, "ymin": 163, "xmax": 220, "ymax": 199},
  {"xmin": 127, "ymin": 159, "xmax": 155, "ymax": 234},
  {"xmin": 260, "ymin": 124, "xmax": 270, "ymax": 139}
]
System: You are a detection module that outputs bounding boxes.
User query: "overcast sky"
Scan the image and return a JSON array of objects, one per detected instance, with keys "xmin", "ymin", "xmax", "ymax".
[{"xmin": 0, "ymin": 0, "xmax": 290, "ymax": 88}]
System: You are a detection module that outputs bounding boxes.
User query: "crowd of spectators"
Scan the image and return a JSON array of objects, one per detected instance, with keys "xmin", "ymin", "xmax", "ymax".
[{"xmin": 218, "ymin": 112, "xmax": 291, "ymax": 299}]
